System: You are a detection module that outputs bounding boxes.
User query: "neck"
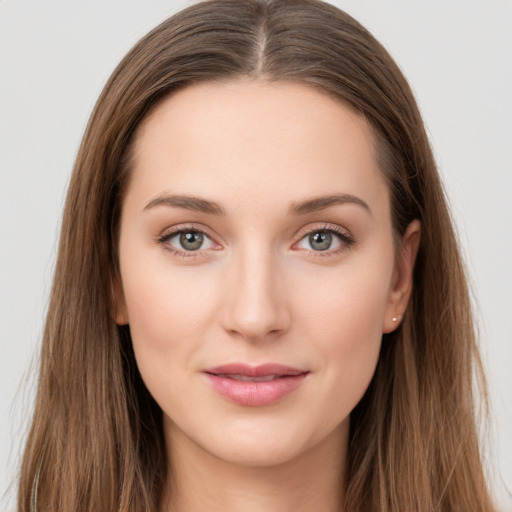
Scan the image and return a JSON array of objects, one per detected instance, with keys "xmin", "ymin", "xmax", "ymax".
[{"xmin": 160, "ymin": 421, "xmax": 348, "ymax": 512}]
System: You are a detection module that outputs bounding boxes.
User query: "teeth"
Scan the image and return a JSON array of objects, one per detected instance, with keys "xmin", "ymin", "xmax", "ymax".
[{"xmin": 221, "ymin": 374, "xmax": 281, "ymax": 382}]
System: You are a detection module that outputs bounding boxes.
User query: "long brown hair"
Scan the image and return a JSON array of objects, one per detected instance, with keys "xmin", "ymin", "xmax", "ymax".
[{"xmin": 17, "ymin": 1, "xmax": 495, "ymax": 510}]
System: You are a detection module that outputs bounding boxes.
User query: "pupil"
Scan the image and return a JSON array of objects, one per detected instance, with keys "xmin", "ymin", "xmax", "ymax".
[
  {"xmin": 309, "ymin": 231, "xmax": 332, "ymax": 251},
  {"xmin": 180, "ymin": 231, "xmax": 203, "ymax": 251}
]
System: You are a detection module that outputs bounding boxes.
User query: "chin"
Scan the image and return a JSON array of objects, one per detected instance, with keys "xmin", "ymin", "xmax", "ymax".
[
  {"xmin": 180, "ymin": 412, "xmax": 349, "ymax": 470},
  {"xmin": 205, "ymin": 435, "xmax": 309, "ymax": 468}
]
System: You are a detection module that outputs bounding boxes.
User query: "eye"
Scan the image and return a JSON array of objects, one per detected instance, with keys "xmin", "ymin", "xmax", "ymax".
[
  {"xmin": 159, "ymin": 228, "xmax": 218, "ymax": 253},
  {"xmin": 294, "ymin": 227, "xmax": 354, "ymax": 253}
]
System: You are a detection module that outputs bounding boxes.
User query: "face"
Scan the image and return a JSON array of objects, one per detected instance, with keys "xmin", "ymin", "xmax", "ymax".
[{"xmin": 116, "ymin": 80, "xmax": 418, "ymax": 468}]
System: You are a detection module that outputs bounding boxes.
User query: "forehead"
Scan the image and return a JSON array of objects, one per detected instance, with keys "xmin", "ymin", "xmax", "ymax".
[{"xmin": 127, "ymin": 79, "xmax": 389, "ymax": 215}]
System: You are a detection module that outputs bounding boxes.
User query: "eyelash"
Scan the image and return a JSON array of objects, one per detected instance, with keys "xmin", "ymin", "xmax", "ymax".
[{"xmin": 156, "ymin": 223, "xmax": 355, "ymax": 258}]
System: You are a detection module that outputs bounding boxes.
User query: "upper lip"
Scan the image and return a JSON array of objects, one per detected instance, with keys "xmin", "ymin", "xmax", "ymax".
[{"xmin": 203, "ymin": 363, "xmax": 308, "ymax": 377}]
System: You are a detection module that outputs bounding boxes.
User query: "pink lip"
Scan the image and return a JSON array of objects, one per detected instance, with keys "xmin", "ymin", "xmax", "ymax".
[{"xmin": 202, "ymin": 363, "xmax": 309, "ymax": 406}]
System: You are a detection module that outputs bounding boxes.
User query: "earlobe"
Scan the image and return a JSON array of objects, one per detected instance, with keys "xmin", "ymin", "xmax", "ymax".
[
  {"xmin": 383, "ymin": 220, "xmax": 421, "ymax": 333},
  {"xmin": 111, "ymin": 276, "xmax": 129, "ymax": 325}
]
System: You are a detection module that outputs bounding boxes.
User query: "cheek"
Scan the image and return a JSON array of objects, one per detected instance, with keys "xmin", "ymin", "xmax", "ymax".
[
  {"xmin": 292, "ymin": 256, "xmax": 393, "ymax": 408},
  {"xmin": 294, "ymin": 251, "xmax": 392, "ymax": 338},
  {"xmin": 119, "ymin": 268, "xmax": 217, "ymax": 424},
  {"xmin": 120, "ymin": 262, "xmax": 219, "ymax": 353},
  {"xmin": 117, "ymin": 239, "xmax": 222, "ymax": 400}
]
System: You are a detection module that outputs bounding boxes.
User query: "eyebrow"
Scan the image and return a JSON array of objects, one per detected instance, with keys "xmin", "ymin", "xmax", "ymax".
[
  {"xmin": 288, "ymin": 193, "xmax": 371, "ymax": 216},
  {"xmin": 144, "ymin": 194, "xmax": 226, "ymax": 215},
  {"xmin": 143, "ymin": 192, "xmax": 371, "ymax": 217}
]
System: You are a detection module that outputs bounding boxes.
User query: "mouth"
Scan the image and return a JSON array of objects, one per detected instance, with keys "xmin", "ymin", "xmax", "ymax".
[
  {"xmin": 202, "ymin": 363, "xmax": 309, "ymax": 406},
  {"xmin": 210, "ymin": 373, "xmax": 293, "ymax": 382}
]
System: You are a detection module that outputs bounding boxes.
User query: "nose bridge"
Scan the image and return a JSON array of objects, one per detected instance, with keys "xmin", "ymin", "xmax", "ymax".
[{"xmin": 222, "ymin": 239, "xmax": 289, "ymax": 341}]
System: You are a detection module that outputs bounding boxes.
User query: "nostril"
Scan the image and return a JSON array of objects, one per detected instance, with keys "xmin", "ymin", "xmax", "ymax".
[{"xmin": 225, "ymin": 325, "xmax": 286, "ymax": 343}]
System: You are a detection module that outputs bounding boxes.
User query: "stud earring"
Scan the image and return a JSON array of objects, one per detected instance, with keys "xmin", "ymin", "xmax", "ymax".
[{"xmin": 392, "ymin": 316, "xmax": 397, "ymax": 322}]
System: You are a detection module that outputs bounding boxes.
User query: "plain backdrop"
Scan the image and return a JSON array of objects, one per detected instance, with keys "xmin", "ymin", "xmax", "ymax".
[{"xmin": 1, "ymin": 0, "xmax": 511, "ymax": 510}]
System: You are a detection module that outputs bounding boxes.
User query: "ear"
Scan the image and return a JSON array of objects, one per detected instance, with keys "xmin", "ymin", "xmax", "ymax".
[
  {"xmin": 112, "ymin": 276, "xmax": 129, "ymax": 325},
  {"xmin": 382, "ymin": 220, "xmax": 421, "ymax": 333}
]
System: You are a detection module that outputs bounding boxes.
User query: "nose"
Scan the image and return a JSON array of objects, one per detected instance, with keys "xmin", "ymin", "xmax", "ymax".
[{"xmin": 220, "ymin": 245, "xmax": 291, "ymax": 343}]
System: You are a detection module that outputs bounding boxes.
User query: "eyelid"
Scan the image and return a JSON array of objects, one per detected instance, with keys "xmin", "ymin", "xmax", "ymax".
[
  {"xmin": 158, "ymin": 223, "xmax": 218, "ymax": 241},
  {"xmin": 293, "ymin": 222, "xmax": 353, "ymax": 240}
]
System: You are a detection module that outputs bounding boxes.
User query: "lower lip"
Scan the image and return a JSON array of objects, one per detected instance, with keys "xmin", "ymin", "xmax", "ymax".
[{"xmin": 204, "ymin": 373, "xmax": 308, "ymax": 406}]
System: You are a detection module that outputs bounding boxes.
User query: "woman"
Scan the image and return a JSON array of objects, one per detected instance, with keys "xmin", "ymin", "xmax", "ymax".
[{"xmin": 17, "ymin": 0, "xmax": 496, "ymax": 510}]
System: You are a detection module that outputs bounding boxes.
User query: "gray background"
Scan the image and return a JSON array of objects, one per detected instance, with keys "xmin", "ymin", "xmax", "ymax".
[{"xmin": 1, "ymin": 0, "xmax": 511, "ymax": 510}]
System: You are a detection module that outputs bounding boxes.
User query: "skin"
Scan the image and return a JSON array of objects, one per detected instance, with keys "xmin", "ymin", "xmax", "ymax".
[{"xmin": 115, "ymin": 79, "xmax": 420, "ymax": 512}]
